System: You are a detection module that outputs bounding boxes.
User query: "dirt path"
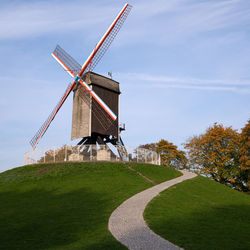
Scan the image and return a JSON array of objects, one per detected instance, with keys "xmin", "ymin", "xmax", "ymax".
[{"xmin": 108, "ymin": 170, "xmax": 197, "ymax": 250}]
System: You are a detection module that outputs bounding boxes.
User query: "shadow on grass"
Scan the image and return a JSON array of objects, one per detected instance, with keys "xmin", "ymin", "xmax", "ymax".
[
  {"xmin": 147, "ymin": 203, "xmax": 250, "ymax": 250},
  {"xmin": 0, "ymin": 187, "xmax": 125, "ymax": 250}
]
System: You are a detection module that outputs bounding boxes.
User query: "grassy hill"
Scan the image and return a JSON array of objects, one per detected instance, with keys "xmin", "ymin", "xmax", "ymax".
[
  {"xmin": 0, "ymin": 162, "xmax": 180, "ymax": 250},
  {"xmin": 144, "ymin": 175, "xmax": 250, "ymax": 250}
]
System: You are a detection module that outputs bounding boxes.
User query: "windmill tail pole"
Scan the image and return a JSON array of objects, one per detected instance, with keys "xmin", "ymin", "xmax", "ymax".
[{"xmin": 78, "ymin": 3, "xmax": 131, "ymax": 77}]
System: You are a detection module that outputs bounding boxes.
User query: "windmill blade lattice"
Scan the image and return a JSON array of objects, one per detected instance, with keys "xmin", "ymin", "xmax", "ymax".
[
  {"xmin": 52, "ymin": 45, "xmax": 82, "ymax": 77},
  {"xmin": 30, "ymin": 82, "xmax": 74, "ymax": 149},
  {"xmin": 87, "ymin": 4, "xmax": 132, "ymax": 73}
]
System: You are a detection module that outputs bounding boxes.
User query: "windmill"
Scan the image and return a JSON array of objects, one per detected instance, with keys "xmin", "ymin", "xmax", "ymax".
[{"xmin": 30, "ymin": 3, "xmax": 132, "ymax": 160}]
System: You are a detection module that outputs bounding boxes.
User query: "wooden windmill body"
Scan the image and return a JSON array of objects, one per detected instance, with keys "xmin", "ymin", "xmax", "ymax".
[{"xmin": 71, "ymin": 72, "xmax": 121, "ymax": 146}]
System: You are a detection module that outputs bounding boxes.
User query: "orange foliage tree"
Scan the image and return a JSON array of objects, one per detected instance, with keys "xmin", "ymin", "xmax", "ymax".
[
  {"xmin": 184, "ymin": 123, "xmax": 246, "ymax": 191},
  {"xmin": 156, "ymin": 139, "xmax": 187, "ymax": 169}
]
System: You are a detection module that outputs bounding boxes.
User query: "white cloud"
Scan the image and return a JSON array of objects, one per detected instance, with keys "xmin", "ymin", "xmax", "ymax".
[
  {"xmin": 117, "ymin": 0, "xmax": 250, "ymax": 45},
  {"xmin": 116, "ymin": 72, "xmax": 250, "ymax": 94},
  {"xmin": 0, "ymin": 1, "xmax": 116, "ymax": 39},
  {"xmin": 1, "ymin": 0, "xmax": 250, "ymax": 44}
]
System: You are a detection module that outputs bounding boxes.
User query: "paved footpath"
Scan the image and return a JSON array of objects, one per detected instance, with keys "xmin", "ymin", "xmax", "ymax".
[{"xmin": 108, "ymin": 170, "xmax": 197, "ymax": 250}]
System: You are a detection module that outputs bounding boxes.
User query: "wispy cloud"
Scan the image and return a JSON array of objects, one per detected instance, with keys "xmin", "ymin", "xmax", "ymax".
[
  {"xmin": 116, "ymin": 72, "xmax": 250, "ymax": 94},
  {"xmin": 0, "ymin": 1, "xmax": 116, "ymax": 39},
  {"xmin": 1, "ymin": 0, "xmax": 250, "ymax": 44},
  {"xmin": 118, "ymin": 0, "xmax": 250, "ymax": 45}
]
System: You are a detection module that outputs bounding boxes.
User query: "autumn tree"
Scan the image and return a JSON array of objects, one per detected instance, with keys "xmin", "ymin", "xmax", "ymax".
[
  {"xmin": 184, "ymin": 123, "xmax": 244, "ymax": 190},
  {"xmin": 156, "ymin": 139, "xmax": 187, "ymax": 169},
  {"xmin": 239, "ymin": 119, "xmax": 250, "ymax": 191}
]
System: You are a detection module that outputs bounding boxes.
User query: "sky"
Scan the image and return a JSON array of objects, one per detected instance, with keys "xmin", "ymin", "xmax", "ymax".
[{"xmin": 0, "ymin": 0, "xmax": 250, "ymax": 172}]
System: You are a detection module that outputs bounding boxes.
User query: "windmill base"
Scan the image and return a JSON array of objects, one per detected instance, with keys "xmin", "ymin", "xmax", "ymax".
[{"xmin": 77, "ymin": 133, "xmax": 128, "ymax": 161}]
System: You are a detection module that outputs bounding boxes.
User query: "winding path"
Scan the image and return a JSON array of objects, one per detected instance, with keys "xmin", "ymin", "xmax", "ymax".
[{"xmin": 108, "ymin": 170, "xmax": 197, "ymax": 250}]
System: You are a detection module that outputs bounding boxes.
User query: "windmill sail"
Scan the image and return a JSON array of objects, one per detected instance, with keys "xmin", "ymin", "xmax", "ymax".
[
  {"xmin": 30, "ymin": 82, "xmax": 75, "ymax": 149},
  {"xmin": 78, "ymin": 3, "xmax": 132, "ymax": 77},
  {"xmin": 87, "ymin": 4, "xmax": 132, "ymax": 73},
  {"xmin": 51, "ymin": 4, "xmax": 132, "ymax": 121},
  {"xmin": 52, "ymin": 45, "xmax": 81, "ymax": 78}
]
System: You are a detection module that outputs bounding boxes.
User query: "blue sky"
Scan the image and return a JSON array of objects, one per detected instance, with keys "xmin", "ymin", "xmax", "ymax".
[{"xmin": 0, "ymin": 0, "xmax": 250, "ymax": 172}]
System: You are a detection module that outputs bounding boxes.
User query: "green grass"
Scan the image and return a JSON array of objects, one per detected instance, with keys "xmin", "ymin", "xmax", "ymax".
[
  {"xmin": 144, "ymin": 175, "xmax": 250, "ymax": 250},
  {"xmin": 126, "ymin": 163, "xmax": 181, "ymax": 184},
  {"xmin": 0, "ymin": 162, "xmax": 180, "ymax": 250}
]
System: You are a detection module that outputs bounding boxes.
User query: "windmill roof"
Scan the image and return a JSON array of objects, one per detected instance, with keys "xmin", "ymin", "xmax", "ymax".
[{"xmin": 82, "ymin": 71, "xmax": 120, "ymax": 94}]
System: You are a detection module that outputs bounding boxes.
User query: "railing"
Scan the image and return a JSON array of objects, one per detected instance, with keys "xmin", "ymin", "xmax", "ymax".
[{"xmin": 24, "ymin": 145, "xmax": 161, "ymax": 166}]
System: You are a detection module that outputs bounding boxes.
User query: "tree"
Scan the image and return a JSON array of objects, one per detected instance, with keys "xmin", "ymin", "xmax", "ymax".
[
  {"xmin": 239, "ymin": 119, "xmax": 250, "ymax": 191},
  {"xmin": 156, "ymin": 139, "xmax": 187, "ymax": 169},
  {"xmin": 138, "ymin": 143, "xmax": 157, "ymax": 151},
  {"xmin": 184, "ymin": 123, "xmax": 243, "ymax": 190}
]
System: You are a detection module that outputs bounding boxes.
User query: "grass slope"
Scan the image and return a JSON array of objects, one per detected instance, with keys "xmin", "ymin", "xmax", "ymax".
[
  {"xmin": 0, "ymin": 162, "xmax": 180, "ymax": 250},
  {"xmin": 144, "ymin": 175, "xmax": 250, "ymax": 250}
]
